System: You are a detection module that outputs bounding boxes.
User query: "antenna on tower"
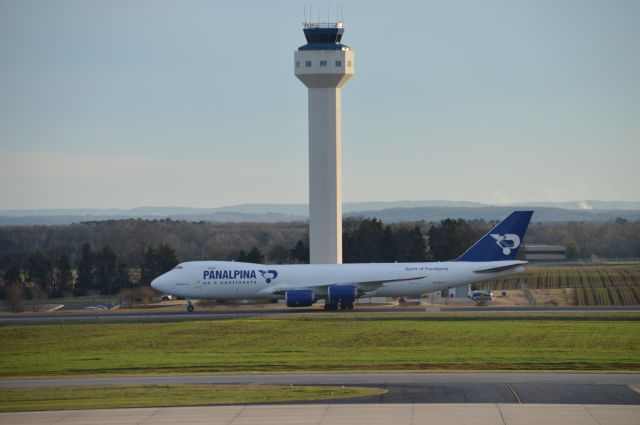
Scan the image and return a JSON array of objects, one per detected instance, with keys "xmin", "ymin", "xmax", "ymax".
[{"xmin": 304, "ymin": 5, "xmax": 307, "ymax": 24}]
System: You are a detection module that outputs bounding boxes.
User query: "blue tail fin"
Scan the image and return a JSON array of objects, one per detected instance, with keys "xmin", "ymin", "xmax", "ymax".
[{"xmin": 455, "ymin": 211, "xmax": 533, "ymax": 262}]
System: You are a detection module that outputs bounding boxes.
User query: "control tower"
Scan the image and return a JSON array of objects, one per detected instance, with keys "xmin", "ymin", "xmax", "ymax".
[{"xmin": 295, "ymin": 22, "xmax": 354, "ymax": 264}]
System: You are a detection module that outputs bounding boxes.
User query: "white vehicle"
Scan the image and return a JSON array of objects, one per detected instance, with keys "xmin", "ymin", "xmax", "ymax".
[
  {"xmin": 470, "ymin": 290, "xmax": 495, "ymax": 301},
  {"xmin": 151, "ymin": 211, "xmax": 533, "ymax": 312}
]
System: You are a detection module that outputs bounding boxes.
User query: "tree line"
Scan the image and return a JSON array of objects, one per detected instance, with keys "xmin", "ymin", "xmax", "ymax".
[
  {"xmin": 1, "ymin": 216, "xmax": 639, "ymax": 302},
  {"xmin": 2, "ymin": 217, "xmax": 639, "ymax": 266},
  {"xmin": 1, "ymin": 242, "xmax": 179, "ymax": 303},
  {"xmin": 0, "ymin": 218, "xmax": 429, "ymax": 300}
]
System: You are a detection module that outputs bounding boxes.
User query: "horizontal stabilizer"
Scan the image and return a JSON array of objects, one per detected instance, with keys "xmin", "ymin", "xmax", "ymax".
[{"xmin": 473, "ymin": 262, "xmax": 527, "ymax": 274}]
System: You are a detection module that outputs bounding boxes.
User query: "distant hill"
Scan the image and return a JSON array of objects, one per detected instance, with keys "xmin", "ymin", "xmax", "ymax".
[
  {"xmin": 502, "ymin": 200, "xmax": 640, "ymax": 211},
  {"xmin": 0, "ymin": 200, "xmax": 485, "ymax": 218},
  {"xmin": 344, "ymin": 206, "xmax": 640, "ymax": 223},
  {"xmin": 0, "ymin": 200, "xmax": 638, "ymax": 225}
]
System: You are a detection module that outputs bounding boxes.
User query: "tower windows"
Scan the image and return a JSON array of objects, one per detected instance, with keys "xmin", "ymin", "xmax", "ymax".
[
  {"xmin": 335, "ymin": 60, "xmax": 342, "ymax": 67},
  {"xmin": 320, "ymin": 60, "xmax": 327, "ymax": 67},
  {"xmin": 305, "ymin": 60, "xmax": 312, "ymax": 67},
  {"xmin": 347, "ymin": 60, "xmax": 352, "ymax": 68}
]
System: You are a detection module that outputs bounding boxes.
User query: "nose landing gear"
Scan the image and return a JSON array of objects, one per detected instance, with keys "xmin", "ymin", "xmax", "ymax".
[{"xmin": 187, "ymin": 300, "xmax": 194, "ymax": 313}]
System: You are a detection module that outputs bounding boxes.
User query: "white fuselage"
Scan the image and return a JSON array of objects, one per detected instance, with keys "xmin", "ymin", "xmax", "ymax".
[{"xmin": 151, "ymin": 260, "xmax": 526, "ymax": 301}]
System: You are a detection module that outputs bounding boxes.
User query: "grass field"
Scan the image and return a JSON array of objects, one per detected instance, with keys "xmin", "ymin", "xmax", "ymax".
[
  {"xmin": 0, "ymin": 384, "xmax": 384, "ymax": 412},
  {"xmin": 1, "ymin": 315, "xmax": 639, "ymax": 377},
  {"xmin": 482, "ymin": 263, "xmax": 640, "ymax": 306}
]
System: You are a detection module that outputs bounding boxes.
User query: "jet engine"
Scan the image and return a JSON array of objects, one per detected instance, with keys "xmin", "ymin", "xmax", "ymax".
[
  {"xmin": 327, "ymin": 285, "xmax": 356, "ymax": 307},
  {"xmin": 285, "ymin": 290, "xmax": 315, "ymax": 307}
]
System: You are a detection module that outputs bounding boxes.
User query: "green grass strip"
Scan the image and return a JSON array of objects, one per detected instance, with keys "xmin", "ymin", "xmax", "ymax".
[
  {"xmin": 0, "ymin": 384, "xmax": 385, "ymax": 412},
  {"xmin": 1, "ymin": 316, "xmax": 639, "ymax": 377}
]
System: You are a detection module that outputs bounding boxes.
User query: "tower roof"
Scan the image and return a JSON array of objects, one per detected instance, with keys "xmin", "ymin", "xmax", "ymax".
[{"xmin": 299, "ymin": 22, "xmax": 349, "ymax": 51}]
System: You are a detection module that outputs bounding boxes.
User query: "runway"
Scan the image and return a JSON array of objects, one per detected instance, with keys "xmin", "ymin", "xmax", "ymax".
[
  {"xmin": 2, "ymin": 305, "xmax": 639, "ymax": 325},
  {"xmin": 2, "ymin": 404, "xmax": 640, "ymax": 425},
  {"xmin": 3, "ymin": 373, "xmax": 640, "ymax": 405},
  {"xmin": 0, "ymin": 307, "xmax": 426, "ymax": 324}
]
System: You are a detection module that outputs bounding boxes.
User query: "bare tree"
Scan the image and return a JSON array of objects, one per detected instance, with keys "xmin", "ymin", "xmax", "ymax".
[{"xmin": 7, "ymin": 283, "xmax": 25, "ymax": 313}]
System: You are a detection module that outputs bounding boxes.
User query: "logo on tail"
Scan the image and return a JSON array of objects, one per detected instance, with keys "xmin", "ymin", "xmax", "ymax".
[
  {"xmin": 455, "ymin": 211, "xmax": 532, "ymax": 262},
  {"xmin": 491, "ymin": 234, "xmax": 521, "ymax": 255}
]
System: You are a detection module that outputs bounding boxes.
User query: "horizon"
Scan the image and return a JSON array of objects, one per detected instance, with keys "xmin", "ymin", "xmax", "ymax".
[
  {"xmin": 2, "ymin": 198, "xmax": 640, "ymax": 214},
  {"xmin": 1, "ymin": 0, "xmax": 639, "ymax": 209}
]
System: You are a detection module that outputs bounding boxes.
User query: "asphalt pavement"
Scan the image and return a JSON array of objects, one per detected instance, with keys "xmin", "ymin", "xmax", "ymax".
[
  {"xmin": 3, "ymin": 373, "xmax": 639, "ymax": 405},
  {"xmin": 2, "ymin": 305, "xmax": 639, "ymax": 325}
]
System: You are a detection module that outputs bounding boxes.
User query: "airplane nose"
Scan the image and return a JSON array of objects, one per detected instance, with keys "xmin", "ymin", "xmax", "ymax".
[{"xmin": 151, "ymin": 276, "xmax": 165, "ymax": 292}]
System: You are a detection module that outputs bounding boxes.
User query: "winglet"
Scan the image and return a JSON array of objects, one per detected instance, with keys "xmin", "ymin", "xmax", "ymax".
[{"xmin": 454, "ymin": 211, "xmax": 533, "ymax": 262}]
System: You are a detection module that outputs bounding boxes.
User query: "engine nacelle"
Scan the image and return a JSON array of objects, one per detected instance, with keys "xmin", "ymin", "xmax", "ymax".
[
  {"xmin": 327, "ymin": 285, "xmax": 356, "ymax": 305},
  {"xmin": 285, "ymin": 290, "xmax": 315, "ymax": 307}
]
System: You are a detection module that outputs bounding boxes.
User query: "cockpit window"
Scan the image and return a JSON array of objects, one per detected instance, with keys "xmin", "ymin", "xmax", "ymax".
[{"xmin": 173, "ymin": 265, "xmax": 183, "ymax": 270}]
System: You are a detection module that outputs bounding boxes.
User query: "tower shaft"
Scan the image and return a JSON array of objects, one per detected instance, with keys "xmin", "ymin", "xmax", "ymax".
[
  {"xmin": 294, "ymin": 23, "xmax": 354, "ymax": 264},
  {"xmin": 307, "ymin": 87, "xmax": 343, "ymax": 264}
]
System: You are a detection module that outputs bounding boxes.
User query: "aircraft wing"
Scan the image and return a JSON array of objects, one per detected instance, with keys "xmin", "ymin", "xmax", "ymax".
[{"xmin": 259, "ymin": 275, "xmax": 427, "ymax": 296}]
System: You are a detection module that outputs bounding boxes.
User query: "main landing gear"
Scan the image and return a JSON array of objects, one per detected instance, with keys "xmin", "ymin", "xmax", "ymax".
[
  {"xmin": 187, "ymin": 300, "xmax": 194, "ymax": 313},
  {"xmin": 323, "ymin": 301, "xmax": 354, "ymax": 311}
]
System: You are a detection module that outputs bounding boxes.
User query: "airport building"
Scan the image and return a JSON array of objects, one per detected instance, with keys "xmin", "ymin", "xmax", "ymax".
[
  {"xmin": 440, "ymin": 285, "xmax": 472, "ymax": 299},
  {"xmin": 424, "ymin": 284, "xmax": 472, "ymax": 303},
  {"xmin": 295, "ymin": 21, "xmax": 354, "ymax": 264},
  {"xmin": 525, "ymin": 244, "xmax": 566, "ymax": 261}
]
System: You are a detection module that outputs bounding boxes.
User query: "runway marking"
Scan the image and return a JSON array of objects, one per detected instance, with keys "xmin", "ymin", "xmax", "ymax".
[
  {"xmin": 140, "ymin": 407, "xmax": 163, "ymax": 425},
  {"xmin": 51, "ymin": 408, "xmax": 79, "ymax": 425},
  {"xmin": 224, "ymin": 405, "xmax": 245, "ymax": 425},
  {"xmin": 318, "ymin": 404, "xmax": 330, "ymax": 425},
  {"xmin": 506, "ymin": 384, "xmax": 522, "ymax": 404},
  {"xmin": 584, "ymin": 405, "xmax": 607, "ymax": 425},
  {"xmin": 496, "ymin": 404, "xmax": 508, "ymax": 425},
  {"xmin": 410, "ymin": 402, "xmax": 414, "ymax": 425}
]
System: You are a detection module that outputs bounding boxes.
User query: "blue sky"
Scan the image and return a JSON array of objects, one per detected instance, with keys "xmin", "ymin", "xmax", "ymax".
[{"xmin": 0, "ymin": 0, "xmax": 638, "ymax": 209}]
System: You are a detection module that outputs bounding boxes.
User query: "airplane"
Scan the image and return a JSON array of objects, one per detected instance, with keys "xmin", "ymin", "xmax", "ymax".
[{"xmin": 151, "ymin": 211, "xmax": 533, "ymax": 312}]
